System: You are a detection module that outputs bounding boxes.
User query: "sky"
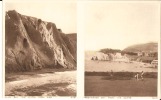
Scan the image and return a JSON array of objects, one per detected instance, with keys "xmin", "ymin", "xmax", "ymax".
[
  {"xmin": 5, "ymin": 0, "xmax": 76, "ymax": 33},
  {"xmin": 84, "ymin": 2, "xmax": 160, "ymax": 51}
]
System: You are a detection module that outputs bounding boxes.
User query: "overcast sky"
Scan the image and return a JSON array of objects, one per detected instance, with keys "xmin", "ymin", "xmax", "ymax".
[
  {"xmin": 5, "ymin": 1, "xmax": 76, "ymax": 33},
  {"xmin": 84, "ymin": 2, "xmax": 160, "ymax": 51}
]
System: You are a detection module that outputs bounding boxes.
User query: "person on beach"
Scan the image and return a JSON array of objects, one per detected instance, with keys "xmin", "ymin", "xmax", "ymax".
[
  {"xmin": 140, "ymin": 71, "xmax": 144, "ymax": 81},
  {"xmin": 135, "ymin": 73, "xmax": 139, "ymax": 81}
]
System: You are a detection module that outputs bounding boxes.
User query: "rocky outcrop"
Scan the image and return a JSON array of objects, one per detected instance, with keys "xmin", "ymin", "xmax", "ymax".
[{"xmin": 5, "ymin": 10, "xmax": 76, "ymax": 73}]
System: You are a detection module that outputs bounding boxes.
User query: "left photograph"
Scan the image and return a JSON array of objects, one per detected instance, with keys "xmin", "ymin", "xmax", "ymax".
[{"xmin": 5, "ymin": 1, "xmax": 77, "ymax": 96}]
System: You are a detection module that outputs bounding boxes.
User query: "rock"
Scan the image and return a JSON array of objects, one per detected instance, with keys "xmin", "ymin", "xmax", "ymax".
[{"xmin": 5, "ymin": 10, "xmax": 76, "ymax": 73}]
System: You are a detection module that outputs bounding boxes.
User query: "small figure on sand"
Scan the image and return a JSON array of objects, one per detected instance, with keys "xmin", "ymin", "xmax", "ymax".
[
  {"xmin": 134, "ymin": 71, "xmax": 144, "ymax": 81},
  {"xmin": 135, "ymin": 73, "xmax": 139, "ymax": 81},
  {"xmin": 140, "ymin": 71, "xmax": 144, "ymax": 81}
]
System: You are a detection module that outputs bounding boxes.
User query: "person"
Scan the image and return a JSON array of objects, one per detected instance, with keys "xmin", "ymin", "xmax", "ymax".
[
  {"xmin": 135, "ymin": 73, "xmax": 139, "ymax": 81},
  {"xmin": 140, "ymin": 71, "xmax": 144, "ymax": 81}
]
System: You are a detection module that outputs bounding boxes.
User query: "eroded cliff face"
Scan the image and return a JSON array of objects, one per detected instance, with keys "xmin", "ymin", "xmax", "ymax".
[{"xmin": 5, "ymin": 10, "xmax": 76, "ymax": 73}]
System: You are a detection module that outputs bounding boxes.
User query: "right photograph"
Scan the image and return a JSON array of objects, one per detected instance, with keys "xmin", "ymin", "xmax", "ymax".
[{"xmin": 84, "ymin": 2, "xmax": 159, "ymax": 96}]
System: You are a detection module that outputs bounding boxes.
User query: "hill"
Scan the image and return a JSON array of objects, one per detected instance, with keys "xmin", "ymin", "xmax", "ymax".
[
  {"xmin": 5, "ymin": 10, "xmax": 76, "ymax": 73},
  {"xmin": 123, "ymin": 42, "xmax": 158, "ymax": 53}
]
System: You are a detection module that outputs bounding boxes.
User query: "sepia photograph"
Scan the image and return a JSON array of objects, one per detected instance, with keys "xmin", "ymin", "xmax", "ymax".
[
  {"xmin": 5, "ymin": 0, "xmax": 77, "ymax": 96},
  {"xmin": 2, "ymin": 0, "xmax": 161, "ymax": 98},
  {"xmin": 84, "ymin": 1, "xmax": 159, "ymax": 96}
]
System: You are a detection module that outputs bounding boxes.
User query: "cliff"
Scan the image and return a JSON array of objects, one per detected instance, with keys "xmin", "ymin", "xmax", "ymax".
[{"xmin": 5, "ymin": 10, "xmax": 76, "ymax": 73}]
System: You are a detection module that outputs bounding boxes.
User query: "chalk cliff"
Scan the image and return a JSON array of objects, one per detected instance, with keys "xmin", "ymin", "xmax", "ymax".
[{"xmin": 5, "ymin": 10, "xmax": 76, "ymax": 73}]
